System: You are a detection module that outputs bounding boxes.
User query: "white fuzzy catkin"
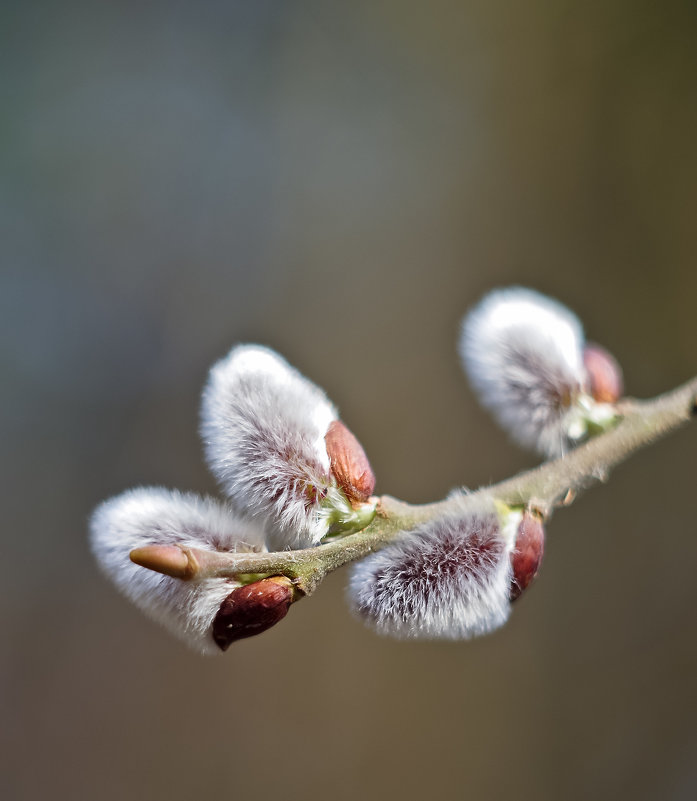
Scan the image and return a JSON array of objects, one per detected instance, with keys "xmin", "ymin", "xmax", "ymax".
[
  {"xmin": 460, "ymin": 287, "xmax": 588, "ymax": 457},
  {"xmin": 200, "ymin": 345, "xmax": 341, "ymax": 550},
  {"xmin": 89, "ymin": 487, "xmax": 266, "ymax": 655},
  {"xmin": 348, "ymin": 495, "xmax": 515, "ymax": 639}
]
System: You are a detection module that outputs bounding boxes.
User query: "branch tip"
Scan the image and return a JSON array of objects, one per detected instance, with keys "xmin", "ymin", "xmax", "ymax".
[{"xmin": 130, "ymin": 544, "xmax": 196, "ymax": 579}]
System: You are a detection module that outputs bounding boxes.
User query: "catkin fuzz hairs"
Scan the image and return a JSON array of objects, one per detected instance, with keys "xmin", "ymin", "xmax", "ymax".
[
  {"xmin": 348, "ymin": 495, "xmax": 517, "ymax": 639},
  {"xmin": 89, "ymin": 487, "xmax": 266, "ymax": 655},
  {"xmin": 460, "ymin": 287, "xmax": 588, "ymax": 457},
  {"xmin": 200, "ymin": 344, "xmax": 374, "ymax": 550},
  {"xmin": 459, "ymin": 287, "xmax": 621, "ymax": 458}
]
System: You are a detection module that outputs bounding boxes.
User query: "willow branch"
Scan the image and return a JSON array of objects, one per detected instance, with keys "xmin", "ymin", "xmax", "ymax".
[{"xmin": 131, "ymin": 375, "xmax": 697, "ymax": 595}]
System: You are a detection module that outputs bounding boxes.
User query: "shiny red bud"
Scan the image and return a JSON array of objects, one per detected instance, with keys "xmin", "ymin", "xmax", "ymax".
[
  {"xmin": 212, "ymin": 576, "xmax": 294, "ymax": 651},
  {"xmin": 510, "ymin": 512, "xmax": 545, "ymax": 601}
]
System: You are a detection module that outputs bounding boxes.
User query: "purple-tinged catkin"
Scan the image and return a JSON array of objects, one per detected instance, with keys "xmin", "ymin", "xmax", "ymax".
[{"xmin": 348, "ymin": 495, "xmax": 516, "ymax": 639}]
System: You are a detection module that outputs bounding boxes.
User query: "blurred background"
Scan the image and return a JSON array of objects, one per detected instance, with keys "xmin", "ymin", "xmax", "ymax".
[{"xmin": 2, "ymin": 2, "xmax": 697, "ymax": 799}]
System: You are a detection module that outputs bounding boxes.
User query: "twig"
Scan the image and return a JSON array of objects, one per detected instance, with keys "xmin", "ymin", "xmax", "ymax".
[{"xmin": 130, "ymin": 375, "xmax": 697, "ymax": 596}]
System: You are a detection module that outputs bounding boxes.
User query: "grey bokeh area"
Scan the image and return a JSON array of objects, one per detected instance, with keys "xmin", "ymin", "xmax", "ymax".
[{"xmin": 3, "ymin": 3, "xmax": 697, "ymax": 800}]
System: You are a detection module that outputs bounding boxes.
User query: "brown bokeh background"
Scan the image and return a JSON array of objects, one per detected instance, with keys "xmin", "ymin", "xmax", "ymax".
[{"xmin": 2, "ymin": 3, "xmax": 697, "ymax": 800}]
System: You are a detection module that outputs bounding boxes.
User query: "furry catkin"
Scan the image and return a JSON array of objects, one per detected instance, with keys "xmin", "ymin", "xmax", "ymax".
[
  {"xmin": 200, "ymin": 345, "xmax": 343, "ymax": 549},
  {"xmin": 89, "ymin": 487, "xmax": 266, "ymax": 655},
  {"xmin": 348, "ymin": 495, "xmax": 515, "ymax": 639},
  {"xmin": 460, "ymin": 287, "xmax": 588, "ymax": 457}
]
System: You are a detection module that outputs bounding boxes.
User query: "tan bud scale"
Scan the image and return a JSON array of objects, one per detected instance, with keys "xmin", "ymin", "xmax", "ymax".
[
  {"xmin": 324, "ymin": 420, "xmax": 376, "ymax": 504},
  {"xmin": 130, "ymin": 544, "xmax": 195, "ymax": 579}
]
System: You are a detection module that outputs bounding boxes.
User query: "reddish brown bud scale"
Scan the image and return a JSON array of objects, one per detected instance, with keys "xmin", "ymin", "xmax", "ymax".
[
  {"xmin": 510, "ymin": 512, "xmax": 545, "ymax": 602},
  {"xmin": 212, "ymin": 576, "xmax": 294, "ymax": 651},
  {"xmin": 324, "ymin": 420, "xmax": 376, "ymax": 504},
  {"xmin": 583, "ymin": 343, "xmax": 623, "ymax": 404}
]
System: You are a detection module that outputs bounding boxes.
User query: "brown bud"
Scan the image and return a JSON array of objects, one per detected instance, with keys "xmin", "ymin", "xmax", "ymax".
[
  {"xmin": 324, "ymin": 420, "xmax": 376, "ymax": 504},
  {"xmin": 130, "ymin": 544, "xmax": 195, "ymax": 579},
  {"xmin": 510, "ymin": 512, "xmax": 545, "ymax": 602},
  {"xmin": 212, "ymin": 576, "xmax": 294, "ymax": 651},
  {"xmin": 583, "ymin": 343, "xmax": 623, "ymax": 404}
]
